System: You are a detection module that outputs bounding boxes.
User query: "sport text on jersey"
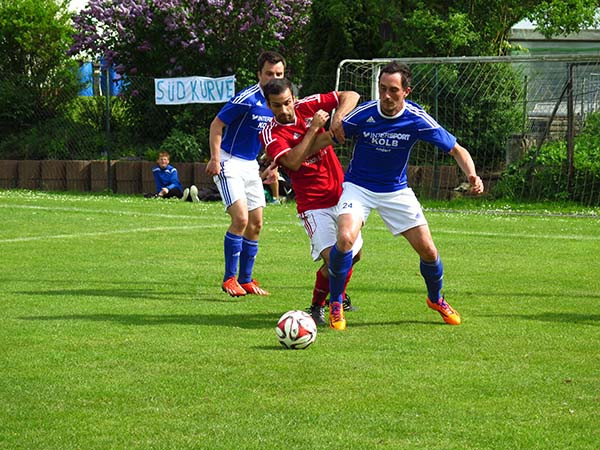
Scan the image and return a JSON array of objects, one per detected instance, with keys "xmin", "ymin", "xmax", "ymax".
[
  {"xmin": 304, "ymin": 148, "xmax": 328, "ymax": 165},
  {"xmin": 253, "ymin": 114, "xmax": 273, "ymax": 129},
  {"xmin": 363, "ymin": 131, "xmax": 411, "ymax": 150}
]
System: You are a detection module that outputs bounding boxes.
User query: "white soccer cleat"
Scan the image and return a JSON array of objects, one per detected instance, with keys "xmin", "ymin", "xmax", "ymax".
[{"xmin": 190, "ymin": 185, "xmax": 200, "ymax": 202}]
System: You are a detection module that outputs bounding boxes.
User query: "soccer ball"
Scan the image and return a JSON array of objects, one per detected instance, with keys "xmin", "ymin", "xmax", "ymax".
[{"xmin": 275, "ymin": 310, "xmax": 317, "ymax": 349}]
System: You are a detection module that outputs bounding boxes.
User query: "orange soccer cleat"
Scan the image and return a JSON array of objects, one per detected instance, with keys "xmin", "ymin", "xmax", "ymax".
[
  {"xmin": 427, "ymin": 296, "xmax": 461, "ymax": 325},
  {"xmin": 222, "ymin": 276, "xmax": 247, "ymax": 297},
  {"xmin": 328, "ymin": 302, "xmax": 347, "ymax": 331},
  {"xmin": 239, "ymin": 279, "xmax": 270, "ymax": 296}
]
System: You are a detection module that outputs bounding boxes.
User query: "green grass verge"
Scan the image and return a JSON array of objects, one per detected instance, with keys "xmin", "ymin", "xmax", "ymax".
[{"xmin": 1, "ymin": 190, "xmax": 599, "ymax": 449}]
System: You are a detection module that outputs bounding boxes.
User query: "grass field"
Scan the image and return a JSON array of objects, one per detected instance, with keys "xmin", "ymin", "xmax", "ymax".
[{"xmin": 1, "ymin": 190, "xmax": 599, "ymax": 449}]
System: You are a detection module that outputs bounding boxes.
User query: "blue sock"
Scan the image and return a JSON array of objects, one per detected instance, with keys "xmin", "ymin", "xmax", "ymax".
[
  {"xmin": 328, "ymin": 244, "xmax": 353, "ymax": 305},
  {"xmin": 420, "ymin": 257, "xmax": 444, "ymax": 302},
  {"xmin": 223, "ymin": 232, "xmax": 243, "ymax": 281},
  {"xmin": 238, "ymin": 238, "xmax": 258, "ymax": 284}
]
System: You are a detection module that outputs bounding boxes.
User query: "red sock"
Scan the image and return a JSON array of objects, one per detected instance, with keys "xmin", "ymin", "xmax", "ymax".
[
  {"xmin": 312, "ymin": 269, "xmax": 329, "ymax": 307},
  {"xmin": 342, "ymin": 267, "xmax": 353, "ymax": 298}
]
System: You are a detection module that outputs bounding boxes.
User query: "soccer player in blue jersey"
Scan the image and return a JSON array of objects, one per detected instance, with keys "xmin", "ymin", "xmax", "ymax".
[
  {"xmin": 206, "ymin": 51, "xmax": 286, "ymax": 297},
  {"xmin": 327, "ymin": 61, "xmax": 484, "ymax": 330},
  {"xmin": 146, "ymin": 151, "xmax": 199, "ymax": 201}
]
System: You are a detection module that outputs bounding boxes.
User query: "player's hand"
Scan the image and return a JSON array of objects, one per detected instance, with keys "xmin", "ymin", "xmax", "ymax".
[
  {"xmin": 469, "ymin": 175, "xmax": 484, "ymax": 194},
  {"xmin": 329, "ymin": 115, "xmax": 346, "ymax": 144},
  {"xmin": 262, "ymin": 161, "xmax": 278, "ymax": 185},
  {"xmin": 311, "ymin": 110, "xmax": 330, "ymax": 131},
  {"xmin": 205, "ymin": 158, "xmax": 221, "ymax": 176}
]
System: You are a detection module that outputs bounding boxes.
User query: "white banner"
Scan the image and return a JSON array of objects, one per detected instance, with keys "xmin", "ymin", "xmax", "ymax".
[{"xmin": 154, "ymin": 75, "xmax": 236, "ymax": 105}]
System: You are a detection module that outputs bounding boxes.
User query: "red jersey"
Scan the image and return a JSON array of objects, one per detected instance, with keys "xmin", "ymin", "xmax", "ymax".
[{"xmin": 260, "ymin": 92, "xmax": 345, "ymax": 214}]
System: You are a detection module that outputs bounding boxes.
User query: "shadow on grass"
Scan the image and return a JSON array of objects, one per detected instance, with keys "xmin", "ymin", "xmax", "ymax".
[
  {"xmin": 18, "ymin": 312, "xmax": 279, "ymax": 329},
  {"xmin": 15, "ymin": 287, "xmax": 248, "ymax": 303},
  {"xmin": 18, "ymin": 313, "xmax": 448, "ymax": 330},
  {"xmin": 17, "ymin": 288, "xmax": 176, "ymax": 301},
  {"xmin": 252, "ymin": 345, "xmax": 287, "ymax": 351},
  {"xmin": 479, "ymin": 312, "xmax": 600, "ymax": 325},
  {"xmin": 347, "ymin": 319, "xmax": 446, "ymax": 327}
]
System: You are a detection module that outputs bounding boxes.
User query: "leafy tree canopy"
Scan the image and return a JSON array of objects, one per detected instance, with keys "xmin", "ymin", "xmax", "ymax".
[
  {"xmin": 0, "ymin": 0, "xmax": 78, "ymax": 134},
  {"xmin": 304, "ymin": 0, "xmax": 600, "ymax": 92},
  {"xmin": 0, "ymin": 0, "xmax": 74, "ymax": 75},
  {"xmin": 529, "ymin": 0, "xmax": 600, "ymax": 37}
]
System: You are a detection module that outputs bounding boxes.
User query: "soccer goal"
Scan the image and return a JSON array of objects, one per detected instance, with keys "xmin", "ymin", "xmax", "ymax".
[{"xmin": 335, "ymin": 55, "xmax": 600, "ymax": 204}]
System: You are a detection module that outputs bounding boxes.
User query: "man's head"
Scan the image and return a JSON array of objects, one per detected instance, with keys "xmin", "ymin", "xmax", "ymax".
[
  {"xmin": 257, "ymin": 51, "xmax": 286, "ymax": 88},
  {"xmin": 377, "ymin": 61, "xmax": 412, "ymax": 116},
  {"xmin": 264, "ymin": 78, "xmax": 295, "ymax": 124},
  {"xmin": 157, "ymin": 151, "xmax": 170, "ymax": 169}
]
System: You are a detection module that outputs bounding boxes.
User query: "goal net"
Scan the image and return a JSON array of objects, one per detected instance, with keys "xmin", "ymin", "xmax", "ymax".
[{"xmin": 335, "ymin": 56, "xmax": 600, "ymax": 204}]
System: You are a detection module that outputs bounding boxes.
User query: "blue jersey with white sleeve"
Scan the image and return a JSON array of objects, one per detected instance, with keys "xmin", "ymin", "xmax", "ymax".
[
  {"xmin": 342, "ymin": 99, "xmax": 457, "ymax": 192},
  {"xmin": 217, "ymin": 83, "xmax": 273, "ymax": 161},
  {"xmin": 152, "ymin": 164, "xmax": 183, "ymax": 193}
]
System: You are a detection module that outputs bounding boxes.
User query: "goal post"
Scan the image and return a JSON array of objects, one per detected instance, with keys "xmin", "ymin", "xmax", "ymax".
[{"xmin": 335, "ymin": 59, "xmax": 383, "ymax": 102}]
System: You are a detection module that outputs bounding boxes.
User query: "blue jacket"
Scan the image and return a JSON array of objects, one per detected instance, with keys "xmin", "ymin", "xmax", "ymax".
[
  {"xmin": 152, "ymin": 164, "xmax": 183, "ymax": 193},
  {"xmin": 217, "ymin": 83, "xmax": 273, "ymax": 160}
]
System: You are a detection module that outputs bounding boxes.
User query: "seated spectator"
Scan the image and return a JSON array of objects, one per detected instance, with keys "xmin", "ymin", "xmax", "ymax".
[{"xmin": 145, "ymin": 151, "xmax": 199, "ymax": 201}]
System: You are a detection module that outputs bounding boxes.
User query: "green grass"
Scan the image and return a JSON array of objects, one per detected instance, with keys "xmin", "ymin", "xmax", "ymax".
[{"xmin": 1, "ymin": 190, "xmax": 599, "ymax": 449}]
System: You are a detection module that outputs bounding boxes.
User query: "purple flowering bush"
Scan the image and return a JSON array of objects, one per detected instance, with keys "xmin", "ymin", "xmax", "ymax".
[
  {"xmin": 68, "ymin": 0, "xmax": 311, "ymax": 157},
  {"xmin": 69, "ymin": 0, "xmax": 311, "ymax": 82}
]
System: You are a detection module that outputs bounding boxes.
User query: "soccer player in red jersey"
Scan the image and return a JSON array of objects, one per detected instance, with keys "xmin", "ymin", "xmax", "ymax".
[{"xmin": 259, "ymin": 78, "xmax": 362, "ymax": 325}]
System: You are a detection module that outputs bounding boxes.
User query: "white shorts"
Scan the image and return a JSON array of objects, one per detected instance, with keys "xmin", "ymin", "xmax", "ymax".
[
  {"xmin": 213, "ymin": 150, "xmax": 266, "ymax": 211},
  {"xmin": 299, "ymin": 205, "xmax": 364, "ymax": 261},
  {"xmin": 338, "ymin": 182, "xmax": 428, "ymax": 235}
]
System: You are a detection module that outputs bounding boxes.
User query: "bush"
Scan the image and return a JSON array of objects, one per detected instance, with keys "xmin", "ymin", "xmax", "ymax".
[
  {"xmin": 494, "ymin": 112, "xmax": 600, "ymax": 204},
  {"xmin": 0, "ymin": 116, "xmax": 105, "ymax": 160},
  {"xmin": 159, "ymin": 129, "xmax": 202, "ymax": 163}
]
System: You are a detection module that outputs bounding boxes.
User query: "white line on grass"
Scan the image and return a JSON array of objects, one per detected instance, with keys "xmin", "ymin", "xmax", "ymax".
[
  {"xmin": 0, "ymin": 203, "xmax": 298, "ymax": 224},
  {"xmin": 0, "ymin": 203, "xmax": 203, "ymax": 220},
  {"xmin": 431, "ymin": 228, "xmax": 600, "ymax": 241},
  {"xmin": 2, "ymin": 203, "xmax": 598, "ymax": 244},
  {"xmin": 3, "ymin": 223, "xmax": 597, "ymax": 245},
  {"xmin": 0, "ymin": 225, "xmax": 221, "ymax": 243},
  {"xmin": 363, "ymin": 225, "xmax": 598, "ymax": 241}
]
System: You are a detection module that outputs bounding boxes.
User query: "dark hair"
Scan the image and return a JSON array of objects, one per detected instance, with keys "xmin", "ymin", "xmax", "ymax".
[
  {"xmin": 258, "ymin": 51, "xmax": 286, "ymax": 72},
  {"xmin": 263, "ymin": 78, "xmax": 294, "ymax": 101},
  {"xmin": 378, "ymin": 61, "xmax": 412, "ymax": 89}
]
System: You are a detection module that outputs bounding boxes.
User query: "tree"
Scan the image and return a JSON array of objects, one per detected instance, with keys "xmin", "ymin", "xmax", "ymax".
[
  {"xmin": 304, "ymin": 0, "xmax": 600, "ymax": 92},
  {"xmin": 0, "ymin": 0, "xmax": 79, "ymax": 135},
  {"xmin": 529, "ymin": 0, "xmax": 600, "ymax": 37},
  {"xmin": 302, "ymin": 0, "xmax": 384, "ymax": 93}
]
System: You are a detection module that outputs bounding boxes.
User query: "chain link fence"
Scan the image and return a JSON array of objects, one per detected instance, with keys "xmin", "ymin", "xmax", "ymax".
[
  {"xmin": 0, "ymin": 66, "xmax": 218, "ymax": 163},
  {"xmin": 2, "ymin": 54, "xmax": 600, "ymax": 204},
  {"xmin": 336, "ymin": 55, "xmax": 600, "ymax": 205}
]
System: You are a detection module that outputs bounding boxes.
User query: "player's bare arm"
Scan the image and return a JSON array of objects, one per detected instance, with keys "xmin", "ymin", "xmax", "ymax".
[
  {"xmin": 448, "ymin": 143, "xmax": 484, "ymax": 194},
  {"xmin": 330, "ymin": 90, "xmax": 360, "ymax": 144},
  {"xmin": 206, "ymin": 116, "xmax": 225, "ymax": 176},
  {"xmin": 278, "ymin": 109, "xmax": 330, "ymax": 171},
  {"xmin": 307, "ymin": 131, "xmax": 335, "ymax": 153}
]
